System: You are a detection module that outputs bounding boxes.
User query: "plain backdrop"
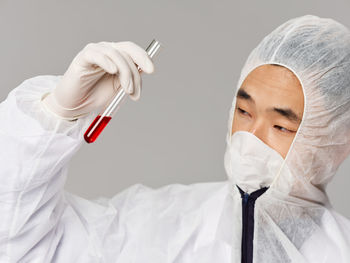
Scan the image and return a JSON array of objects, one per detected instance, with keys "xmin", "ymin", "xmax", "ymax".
[{"xmin": 1, "ymin": 0, "xmax": 350, "ymax": 218}]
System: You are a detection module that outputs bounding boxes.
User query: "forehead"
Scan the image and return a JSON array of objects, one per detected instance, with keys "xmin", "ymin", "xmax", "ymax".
[
  {"xmin": 242, "ymin": 64, "xmax": 301, "ymax": 91},
  {"xmin": 239, "ymin": 64, "xmax": 304, "ymax": 108}
]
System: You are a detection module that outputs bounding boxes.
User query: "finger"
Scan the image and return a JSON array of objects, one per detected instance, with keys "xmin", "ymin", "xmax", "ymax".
[
  {"xmin": 92, "ymin": 73, "xmax": 122, "ymax": 103},
  {"xmin": 93, "ymin": 44, "xmax": 134, "ymax": 94},
  {"xmin": 82, "ymin": 47, "xmax": 118, "ymax": 75},
  {"xmin": 98, "ymin": 43, "xmax": 139, "ymax": 96},
  {"xmin": 110, "ymin": 41, "xmax": 155, "ymax": 74},
  {"xmin": 119, "ymin": 50, "xmax": 142, "ymax": 101}
]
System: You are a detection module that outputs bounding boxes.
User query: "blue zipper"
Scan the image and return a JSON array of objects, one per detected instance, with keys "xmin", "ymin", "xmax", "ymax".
[
  {"xmin": 242, "ymin": 192, "xmax": 249, "ymax": 263},
  {"xmin": 243, "ymin": 192, "xmax": 249, "ymax": 204},
  {"xmin": 237, "ymin": 186, "xmax": 269, "ymax": 263}
]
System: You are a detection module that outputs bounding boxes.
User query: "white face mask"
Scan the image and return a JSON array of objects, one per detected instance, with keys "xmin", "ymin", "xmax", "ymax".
[{"xmin": 224, "ymin": 131, "xmax": 285, "ymax": 194}]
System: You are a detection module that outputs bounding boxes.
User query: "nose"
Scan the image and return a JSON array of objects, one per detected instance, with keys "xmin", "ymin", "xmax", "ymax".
[{"xmin": 248, "ymin": 119, "xmax": 267, "ymax": 144}]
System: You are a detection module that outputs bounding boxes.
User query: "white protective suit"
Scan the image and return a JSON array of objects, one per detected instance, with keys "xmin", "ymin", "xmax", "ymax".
[{"xmin": 1, "ymin": 14, "xmax": 350, "ymax": 262}]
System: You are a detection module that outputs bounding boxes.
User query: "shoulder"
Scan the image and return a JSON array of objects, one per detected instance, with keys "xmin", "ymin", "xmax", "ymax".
[
  {"xmin": 300, "ymin": 207, "xmax": 350, "ymax": 261},
  {"xmin": 330, "ymin": 209, "xmax": 350, "ymax": 241}
]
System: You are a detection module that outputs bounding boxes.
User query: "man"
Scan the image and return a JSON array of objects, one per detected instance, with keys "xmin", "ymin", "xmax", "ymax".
[{"xmin": 1, "ymin": 14, "xmax": 350, "ymax": 262}]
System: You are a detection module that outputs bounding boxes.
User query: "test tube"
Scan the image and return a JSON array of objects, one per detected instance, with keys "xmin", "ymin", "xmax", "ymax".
[{"xmin": 84, "ymin": 39, "xmax": 162, "ymax": 143}]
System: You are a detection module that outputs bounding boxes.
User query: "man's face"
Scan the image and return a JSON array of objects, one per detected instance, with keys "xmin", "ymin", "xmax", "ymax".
[{"xmin": 231, "ymin": 64, "xmax": 304, "ymax": 159}]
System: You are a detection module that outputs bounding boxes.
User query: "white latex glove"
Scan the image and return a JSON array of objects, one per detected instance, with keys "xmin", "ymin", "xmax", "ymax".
[{"xmin": 40, "ymin": 41, "xmax": 155, "ymax": 121}]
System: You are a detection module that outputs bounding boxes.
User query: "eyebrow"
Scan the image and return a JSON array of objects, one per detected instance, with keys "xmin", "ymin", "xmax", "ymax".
[{"xmin": 236, "ymin": 88, "xmax": 302, "ymax": 123}]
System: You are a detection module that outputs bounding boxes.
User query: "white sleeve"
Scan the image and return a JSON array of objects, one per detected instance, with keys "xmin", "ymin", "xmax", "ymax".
[
  {"xmin": 0, "ymin": 75, "xmax": 98, "ymax": 262},
  {"xmin": 0, "ymin": 77, "xmax": 208, "ymax": 262}
]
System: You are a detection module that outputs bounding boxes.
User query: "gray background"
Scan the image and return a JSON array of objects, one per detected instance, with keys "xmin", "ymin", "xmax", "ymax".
[{"xmin": 1, "ymin": 0, "xmax": 350, "ymax": 218}]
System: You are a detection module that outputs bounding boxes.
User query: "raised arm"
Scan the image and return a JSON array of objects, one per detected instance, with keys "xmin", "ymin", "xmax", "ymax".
[{"xmin": 0, "ymin": 41, "xmax": 154, "ymax": 262}]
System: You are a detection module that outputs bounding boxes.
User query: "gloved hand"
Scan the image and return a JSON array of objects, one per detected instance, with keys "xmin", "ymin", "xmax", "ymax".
[{"xmin": 40, "ymin": 41, "xmax": 155, "ymax": 121}]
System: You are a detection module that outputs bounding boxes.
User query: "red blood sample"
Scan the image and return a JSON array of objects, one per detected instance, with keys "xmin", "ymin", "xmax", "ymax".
[{"xmin": 84, "ymin": 115, "xmax": 112, "ymax": 143}]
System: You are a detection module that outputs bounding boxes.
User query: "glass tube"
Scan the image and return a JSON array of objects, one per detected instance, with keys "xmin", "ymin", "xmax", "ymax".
[{"xmin": 84, "ymin": 39, "xmax": 162, "ymax": 143}]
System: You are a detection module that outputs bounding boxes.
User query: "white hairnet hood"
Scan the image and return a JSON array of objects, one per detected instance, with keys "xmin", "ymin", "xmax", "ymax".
[
  {"xmin": 225, "ymin": 14, "xmax": 350, "ymax": 203},
  {"xmin": 223, "ymin": 14, "xmax": 350, "ymax": 262}
]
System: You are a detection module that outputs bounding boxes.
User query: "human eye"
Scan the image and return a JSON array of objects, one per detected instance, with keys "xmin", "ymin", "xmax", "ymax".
[
  {"xmin": 274, "ymin": 125, "xmax": 295, "ymax": 133},
  {"xmin": 236, "ymin": 106, "xmax": 250, "ymax": 116}
]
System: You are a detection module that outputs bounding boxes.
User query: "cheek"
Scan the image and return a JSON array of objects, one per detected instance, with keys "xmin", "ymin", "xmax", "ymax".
[
  {"xmin": 231, "ymin": 110, "xmax": 250, "ymax": 134},
  {"xmin": 231, "ymin": 114, "xmax": 238, "ymax": 134},
  {"xmin": 266, "ymin": 131, "xmax": 296, "ymax": 159}
]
